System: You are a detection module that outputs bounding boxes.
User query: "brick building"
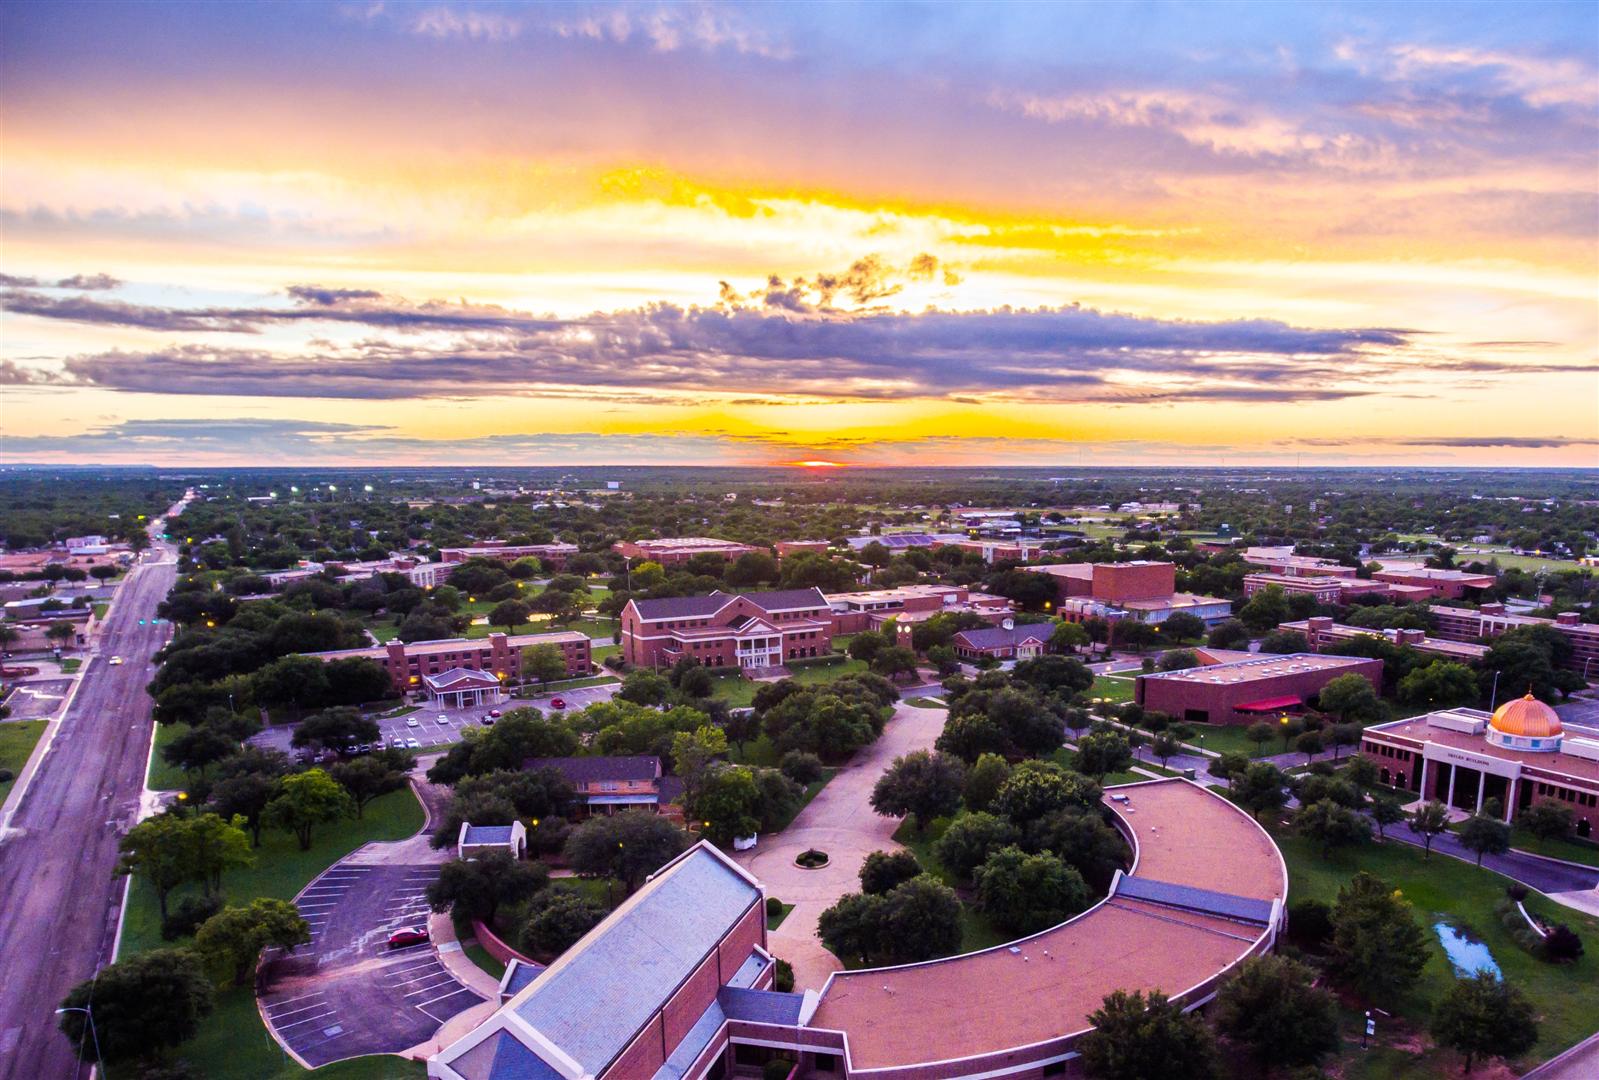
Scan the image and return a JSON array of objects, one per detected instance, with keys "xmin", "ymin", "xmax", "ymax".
[
  {"xmin": 613, "ymin": 537, "xmax": 760, "ymax": 565},
  {"xmin": 951, "ymin": 619, "xmax": 1052, "ymax": 661},
  {"xmin": 525, "ymin": 755, "xmax": 681, "ymax": 816},
  {"xmin": 774, "ymin": 540, "xmax": 831, "ymax": 559},
  {"xmin": 1026, "ymin": 561, "xmax": 1233, "ymax": 627},
  {"xmin": 1242, "ymin": 573, "xmax": 1393, "ymax": 604},
  {"xmin": 304, "ymin": 630, "xmax": 590, "ymax": 692},
  {"xmin": 1242, "ymin": 548, "xmax": 1358, "ymax": 578},
  {"xmin": 620, "ymin": 589, "xmax": 833, "ymax": 671},
  {"xmin": 439, "ymin": 542, "xmax": 579, "ymax": 570},
  {"xmin": 1371, "ymin": 567, "xmax": 1495, "ymax": 600},
  {"xmin": 1135, "ymin": 652, "xmax": 1383, "ymax": 726},
  {"xmin": 1430, "ymin": 603, "xmax": 1599, "ymax": 675},
  {"xmin": 1360, "ymin": 698, "xmax": 1599, "ymax": 837},
  {"xmin": 1282, "ymin": 616, "xmax": 1489, "ymax": 664}
]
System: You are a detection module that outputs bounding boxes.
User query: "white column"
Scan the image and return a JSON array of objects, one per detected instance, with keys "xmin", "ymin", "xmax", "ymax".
[
  {"xmin": 1417, "ymin": 758, "xmax": 1429, "ymax": 801},
  {"xmin": 1504, "ymin": 778, "xmax": 1517, "ymax": 823},
  {"xmin": 1446, "ymin": 765, "xmax": 1457, "ymax": 810},
  {"xmin": 1475, "ymin": 770, "xmax": 1486, "ymax": 814}
]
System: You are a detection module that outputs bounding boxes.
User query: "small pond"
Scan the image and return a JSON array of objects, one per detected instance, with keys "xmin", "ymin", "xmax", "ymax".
[{"xmin": 1433, "ymin": 921, "xmax": 1501, "ymax": 978}]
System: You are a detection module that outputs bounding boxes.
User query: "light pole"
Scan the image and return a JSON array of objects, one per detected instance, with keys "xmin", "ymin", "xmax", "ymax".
[
  {"xmin": 1489, "ymin": 670, "xmax": 1502, "ymax": 711},
  {"xmin": 56, "ymin": 1005, "xmax": 104, "ymax": 1075}
]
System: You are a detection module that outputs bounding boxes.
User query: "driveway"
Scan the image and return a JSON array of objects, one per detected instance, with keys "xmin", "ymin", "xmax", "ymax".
[{"xmin": 732, "ymin": 698, "xmax": 948, "ymax": 991}]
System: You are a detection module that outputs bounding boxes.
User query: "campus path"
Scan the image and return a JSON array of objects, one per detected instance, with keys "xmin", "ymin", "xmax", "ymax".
[
  {"xmin": 0, "ymin": 542, "xmax": 178, "ymax": 1080},
  {"xmin": 732, "ymin": 696, "xmax": 947, "ymax": 991}
]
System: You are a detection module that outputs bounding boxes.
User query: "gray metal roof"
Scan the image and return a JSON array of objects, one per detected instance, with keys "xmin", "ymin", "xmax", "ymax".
[
  {"xmin": 510, "ymin": 845, "xmax": 760, "ymax": 1075},
  {"xmin": 524, "ymin": 755, "xmax": 660, "ymax": 784},
  {"xmin": 462, "ymin": 825, "xmax": 515, "ymax": 845},
  {"xmin": 718, "ymin": 987, "xmax": 806, "ymax": 1025},
  {"xmin": 446, "ymin": 1030, "xmax": 566, "ymax": 1080},
  {"xmin": 652, "ymin": 999, "xmax": 727, "ymax": 1080},
  {"xmin": 954, "ymin": 624, "xmax": 1048, "ymax": 650},
  {"xmin": 630, "ymin": 594, "xmax": 731, "ymax": 620},
  {"xmin": 1114, "ymin": 875, "xmax": 1275, "ymax": 925}
]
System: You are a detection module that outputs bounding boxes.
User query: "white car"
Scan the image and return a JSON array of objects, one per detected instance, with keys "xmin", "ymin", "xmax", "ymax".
[
  {"xmin": 108, "ymin": 656, "xmax": 124, "ymax": 666},
  {"xmin": 436, "ymin": 715, "xmax": 450, "ymax": 725},
  {"xmin": 406, "ymin": 717, "xmax": 420, "ymax": 728},
  {"xmin": 406, "ymin": 737, "xmax": 421, "ymax": 749}
]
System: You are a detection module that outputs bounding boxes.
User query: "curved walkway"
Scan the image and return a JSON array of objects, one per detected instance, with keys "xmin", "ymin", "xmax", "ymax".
[{"xmin": 732, "ymin": 697, "xmax": 948, "ymax": 990}]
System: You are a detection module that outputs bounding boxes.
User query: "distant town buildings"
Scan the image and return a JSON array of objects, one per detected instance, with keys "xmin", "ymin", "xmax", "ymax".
[
  {"xmin": 439, "ymin": 542, "xmax": 579, "ymax": 570},
  {"xmin": 1282, "ymin": 616, "xmax": 1490, "ymax": 664},
  {"xmin": 1135, "ymin": 652, "xmax": 1383, "ymax": 725},
  {"xmin": 1371, "ymin": 567, "xmax": 1496, "ymax": 600},
  {"xmin": 824, "ymin": 584, "xmax": 1012, "ymax": 634}
]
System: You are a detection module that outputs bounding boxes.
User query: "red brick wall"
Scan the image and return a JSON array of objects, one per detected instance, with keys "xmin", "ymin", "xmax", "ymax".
[
  {"xmin": 1092, "ymin": 562, "xmax": 1175, "ymax": 603},
  {"xmin": 1138, "ymin": 658, "xmax": 1383, "ymax": 725},
  {"xmin": 662, "ymin": 951, "xmax": 723, "ymax": 1053},
  {"xmin": 718, "ymin": 903, "xmax": 765, "ymax": 972},
  {"xmin": 609, "ymin": 1016, "xmax": 667, "ymax": 1079}
]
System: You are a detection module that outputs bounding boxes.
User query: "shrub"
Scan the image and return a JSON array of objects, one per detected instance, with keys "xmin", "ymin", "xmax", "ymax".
[
  {"xmin": 772, "ymin": 957, "xmax": 795, "ymax": 992},
  {"xmin": 1506, "ymin": 882, "xmax": 1529, "ymax": 902},
  {"xmin": 1286, "ymin": 899, "xmax": 1333, "ymax": 952},
  {"xmin": 765, "ymin": 896, "xmax": 784, "ymax": 918},
  {"xmin": 161, "ymin": 893, "xmax": 224, "ymax": 941},
  {"xmin": 779, "ymin": 751, "xmax": 825, "ymax": 785},
  {"xmin": 762, "ymin": 1058, "xmax": 796, "ymax": 1080},
  {"xmin": 1542, "ymin": 923, "xmax": 1584, "ymax": 963},
  {"xmin": 796, "ymin": 849, "xmax": 829, "ymax": 869},
  {"xmin": 0, "ymin": 768, "xmax": 13, "ymax": 784}
]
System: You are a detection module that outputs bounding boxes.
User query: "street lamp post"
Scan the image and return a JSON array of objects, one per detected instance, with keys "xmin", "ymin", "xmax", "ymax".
[
  {"xmin": 1489, "ymin": 670, "xmax": 1502, "ymax": 711},
  {"xmin": 56, "ymin": 1005, "xmax": 105, "ymax": 1075}
]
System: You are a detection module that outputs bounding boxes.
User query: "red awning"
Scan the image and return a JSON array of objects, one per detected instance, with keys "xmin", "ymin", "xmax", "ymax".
[{"xmin": 1234, "ymin": 695, "xmax": 1305, "ymax": 713}]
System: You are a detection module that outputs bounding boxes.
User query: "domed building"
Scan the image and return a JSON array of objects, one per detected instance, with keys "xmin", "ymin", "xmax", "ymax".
[
  {"xmin": 1486, "ymin": 693, "xmax": 1564, "ymax": 752},
  {"xmin": 1360, "ymin": 696, "xmax": 1599, "ymax": 839}
]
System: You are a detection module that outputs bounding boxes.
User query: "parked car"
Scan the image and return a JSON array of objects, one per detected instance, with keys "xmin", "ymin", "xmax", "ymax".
[
  {"xmin": 406, "ymin": 717, "xmax": 420, "ymax": 728},
  {"xmin": 488, "ymin": 709, "xmax": 502, "ymax": 718},
  {"xmin": 387, "ymin": 928, "xmax": 429, "ymax": 949},
  {"xmin": 390, "ymin": 738, "xmax": 406, "ymax": 748},
  {"xmin": 550, "ymin": 697, "xmax": 566, "ymax": 710},
  {"xmin": 406, "ymin": 737, "xmax": 421, "ymax": 749},
  {"xmin": 480, "ymin": 715, "xmax": 495, "ymax": 725},
  {"xmin": 436, "ymin": 714, "xmax": 450, "ymax": 725}
]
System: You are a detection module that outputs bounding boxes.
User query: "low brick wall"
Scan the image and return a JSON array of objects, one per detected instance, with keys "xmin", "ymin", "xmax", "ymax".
[{"xmin": 471, "ymin": 918, "xmax": 538, "ymax": 966}]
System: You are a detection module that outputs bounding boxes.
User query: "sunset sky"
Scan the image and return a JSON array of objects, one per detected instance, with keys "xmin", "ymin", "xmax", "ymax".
[{"xmin": 2, "ymin": 0, "xmax": 1595, "ymax": 467}]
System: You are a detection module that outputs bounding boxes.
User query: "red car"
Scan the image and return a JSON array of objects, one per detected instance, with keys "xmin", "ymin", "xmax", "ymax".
[
  {"xmin": 550, "ymin": 697, "xmax": 566, "ymax": 710},
  {"xmin": 387, "ymin": 927, "xmax": 429, "ymax": 949}
]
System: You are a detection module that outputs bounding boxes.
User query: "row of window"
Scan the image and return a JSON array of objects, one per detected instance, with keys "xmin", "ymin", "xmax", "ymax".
[{"xmin": 1530, "ymin": 781, "xmax": 1599, "ymax": 808}]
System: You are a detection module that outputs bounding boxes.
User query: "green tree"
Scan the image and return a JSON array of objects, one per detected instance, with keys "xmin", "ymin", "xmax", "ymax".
[
  {"xmin": 1398, "ymin": 660, "xmax": 1480, "ymax": 710},
  {"xmin": 186, "ymin": 811, "xmax": 254, "ymax": 895},
  {"xmin": 1156, "ymin": 649, "xmax": 1199, "ymax": 672},
  {"xmin": 1318, "ymin": 673, "xmax": 1386, "ymax": 726},
  {"xmin": 859, "ymin": 850, "xmax": 922, "ymax": 895},
  {"xmin": 563, "ymin": 811, "xmax": 688, "ymax": 893},
  {"xmin": 427, "ymin": 852, "xmax": 548, "ymax": 924},
  {"xmin": 877, "ymin": 875, "xmax": 962, "ymax": 962},
  {"xmin": 1295, "ymin": 730, "xmax": 1324, "ymax": 765},
  {"xmin": 973, "ymin": 846, "xmax": 1088, "ymax": 934},
  {"xmin": 992, "ymin": 760, "xmax": 1101, "ymax": 825},
  {"xmin": 933, "ymin": 811, "xmax": 1021, "ymax": 880},
  {"xmin": 161, "ymin": 726, "xmax": 238, "ymax": 779},
  {"xmin": 1258, "ymin": 628, "xmax": 1309, "ymax": 654},
  {"xmin": 1327, "ymin": 872, "xmax": 1430, "ymax": 1002},
  {"xmin": 1458, "ymin": 813, "xmax": 1512, "ymax": 866},
  {"xmin": 520, "ymin": 643, "xmax": 569, "ymax": 687},
  {"xmin": 46, "ymin": 620, "xmax": 77, "ymax": 650},
  {"xmin": 1078, "ymin": 989, "xmax": 1219, "ymax": 1080},
  {"xmin": 1237, "ymin": 586, "xmax": 1291, "ymax": 633},
  {"xmin": 1213, "ymin": 954, "xmax": 1340, "ymax": 1069},
  {"xmin": 210, "ymin": 772, "xmax": 278, "ymax": 846},
  {"xmin": 1430, "ymin": 972, "xmax": 1538, "ymax": 1072},
  {"xmin": 57, "ymin": 949, "xmax": 214, "ymax": 1065},
  {"xmin": 1073, "ymin": 731, "xmax": 1132, "ymax": 781},
  {"xmin": 962, "ymin": 752, "xmax": 1011, "ymax": 813},
  {"xmin": 1050, "ymin": 620, "xmax": 1090, "ymax": 652},
  {"xmin": 1206, "ymin": 619, "xmax": 1251, "ymax": 650},
  {"xmin": 1024, "ymin": 808, "xmax": 1128, "ymax": 892},
  {"xmin": 1407, "ymin": 800, "xmax": 1451, "ymax": 859},
  {"xmin": 250, "ymin": 654, "xmax": 331, "ymax": 716},
  {"xmin": 1158, "ymin": 612, "xmax": 1207, "ymax": 642},
  {"xmin": 195, "ymin": 899, "xmax": 310, "ymax": 986},
  {"xmin": 489, "ymin": 599, "xmax": 530, "ymax": 633},
  {"xmin": 289, "ymin": 706, "xmax": 380, "ymax": 754},
  {"xmin": 692, "ymin": 765, "xmax": 763, "ymax": 845},
  {"xmin": 329, "ymin": 751, "xmax": 412, "ymax": 818},
  {"xmin": 1244, "ymin": 722, "xmax": 1274, "ymax": 756},
  {"xmin": 617, "ymin": 669, "xmax": 672, "ymax": 706},
  {"xmin": 1293, "ymin": 798, "xmax": 1372, "ymax": 858},
  {"xmin": 1519, "ymin": 800, "xmax": 1573, "ymax": 841},
  {"xmin": 1234, "ymin": 763, "xmax": 1288, "ymax": 822},
  {"xmin": 1209, "ymin": 751, "xmax": 1250, "ymax": 789},
  {"xmin": 263, "ymin": 768, "xmax": 355, "ymax": 850},
  {"xmin": 518, "ymin": 886, "xmax": 606, "ymax": 957},
  {"xmin": 817, "ymin": 891, "xmax": 885, "ymax": 963},
  {"xmin": 1371, "ymin": 795, "xmax": 1405, "ymax": 840},
  {"xmin": 870, "ymin": 750, "xmax": 965, "ymax": 832},
  {"xmin": 870, "ymin": 645, "xmax": 920, "ymax": 682},
  {"xmin": 116, "ymin": 813, "xmax": 197, "ymax": 920}
]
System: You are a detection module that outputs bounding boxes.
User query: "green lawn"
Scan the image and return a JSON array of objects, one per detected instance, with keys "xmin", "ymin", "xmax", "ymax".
[
  {"xmin": 59, "ymin": 658, "xmax": 82, "ymax": 674},
  {"xmin": 767, "ymin": 902, "xmax": 795, "ymax": 931},
  {"xmin": 771, "ymin": 770, "xmax": 837, "ymax": 832},
  {"xmin": 0, "ymin": 720, "xmax": 48, "ymax": 803},
  {"xmin": 728, "ymin": 734, "xmax": 781, "ymax": 768},
  {"xmin": 1507, "ymin": 828, "xmax": 1599, "ymax": 868},
  {"xmin": 462, "ymin": 939, "xmax": 507, "ymax": 982},
  {"xmin": 119, "ymin": 786, "xmax": 426, "ymax": 1077},
  {"xmin": 904, "ymin": 697, "xmax": 947, "ymax": 709},
  {"xmin": 93, "ymin": 602, "xmax": 110, "ymax": 619},
  {"xmin": 1086, "ymin": 674, "xmax": 1135, "ymax": 705},
  {"xmin": 146, "ymin": 721, "xmax": 192, "ymax": 791},
  {"xmin": 1051, "ymin": 746, "xmax": 1145, "ymax": 787},
  {"xmin": 711, "ymin": 656, "xmax": 871, "ymax": 707},
  {"xmin": 1272, "ymin": 824, "xmax": 1599, "ymax": 1066}
]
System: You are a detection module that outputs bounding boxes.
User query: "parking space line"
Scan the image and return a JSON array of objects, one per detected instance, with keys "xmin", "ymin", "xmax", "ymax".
[
  {"xmin": 275, "ymin": 1009, "xmax": 337, "ymax": 1030},
  {"xmin": 415, "ymin": 986, "xmax": 475, "ymax": 1008},
  {"xmin": 386, "ymin": 969, "xmax": 446, "ymax": 988},
  {"xmin": 265, "ymin": 991, "xmax": 326, "ymax": 1008},
  {"xmin": 403, "ymin": 976, "xmax": 458, "ymax": 998},
  {"xmin": 266, "ymin": 1001, "xmax": 332, "ymax": 1021}
]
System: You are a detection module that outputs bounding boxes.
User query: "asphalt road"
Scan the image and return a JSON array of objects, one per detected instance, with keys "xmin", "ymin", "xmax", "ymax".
[{"xmin": 0, "ymin": 530, "xmax": 180, "ymax": 1077}]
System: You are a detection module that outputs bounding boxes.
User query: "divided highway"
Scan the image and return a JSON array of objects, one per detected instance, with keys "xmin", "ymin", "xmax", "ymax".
[{"xmin": 0, "ymin": 526, "xmax": 179, "ymax": 1078}]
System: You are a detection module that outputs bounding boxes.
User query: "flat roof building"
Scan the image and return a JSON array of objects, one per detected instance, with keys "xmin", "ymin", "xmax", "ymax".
[
  {"xmin": 1431, "ymin": 603, "xmax": 1599, "ymax": 674},
  {"xmin": 440, "ymin": 542, "xmax": 579, "ymax": 570},
  {"xmin": 1372, "ymin": 567, "xmax": 1496, "ymax": 600},
  {"xmin": 1026, "ymin": 561, "xmax": 1232, "ymax": 627},
  {"xmin": 613, "ymin": 537, "xmax": 760, "ymax": 565},
  {"xmin": 1282, "ymin": 616, "xmax": 1490, "ymax": 664},
  {"xmin": 1136, "ymin": 652, "xmax": 1383, "ymax": 726},
  {"xmin": 824, "ymin": 584, "xmax": 1012, "ymax": 634},
  {"xmin": 304, "ymin": 630, "xmax": 590, "ymax": 692},
  {"xmin": 1242, "ymin": 548, "xmax": 1358, "ymax": 578}
]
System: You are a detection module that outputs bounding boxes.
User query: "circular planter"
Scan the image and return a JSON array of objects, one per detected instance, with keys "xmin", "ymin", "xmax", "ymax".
[{"xmin": 794, "ymin": 849, "xmax": 830, "ymax": 870}]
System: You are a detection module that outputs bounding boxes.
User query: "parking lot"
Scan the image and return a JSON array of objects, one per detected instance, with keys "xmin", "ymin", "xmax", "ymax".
[
  {"xmin": 248, "ymin": 682, "xmax": 620, "ymax": 757},
  {"xmin": 0, "ymin": 679, "xmax": 73, "ymax": 721},
  {"xmin": 260, "ymin": 862, "xmax": 484, "ymax": 1066}
]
